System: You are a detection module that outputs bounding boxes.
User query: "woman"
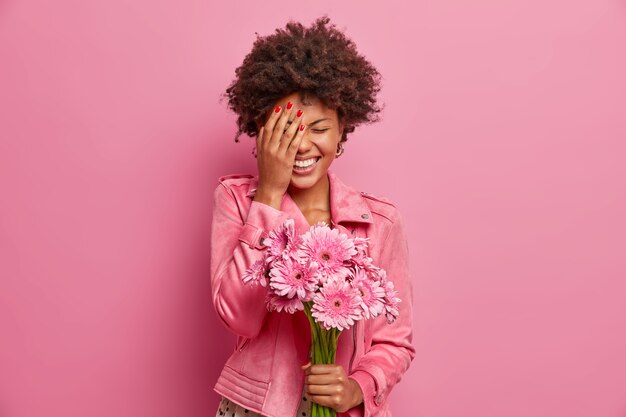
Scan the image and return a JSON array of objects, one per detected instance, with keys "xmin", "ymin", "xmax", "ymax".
[{"xmin": 211, "ymin": 16, "xmax": 415, "ymax": 417}]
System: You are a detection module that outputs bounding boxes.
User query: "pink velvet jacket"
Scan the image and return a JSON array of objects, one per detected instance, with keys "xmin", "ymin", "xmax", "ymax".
[{"xmin": 210, "ymin": 169, "xmax": 415, "ymax": 417}]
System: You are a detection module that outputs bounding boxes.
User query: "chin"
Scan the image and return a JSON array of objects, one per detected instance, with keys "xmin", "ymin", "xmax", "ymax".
[
  {"xmin": 289, "ymin": 176, "xmax": 318, "ymax": 189},
  {"xmin": 289, "ymin": 160, "xmax": 332, "ymax": 190},
  {"xmin": 290, "ymin": 170, "xmax": 327, "ymax": 189}
]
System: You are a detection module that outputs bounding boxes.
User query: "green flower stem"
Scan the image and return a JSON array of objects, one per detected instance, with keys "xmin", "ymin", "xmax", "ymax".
[{"xmin": 302, "ymin": 302, "xmax": 337, "ymax": 417}]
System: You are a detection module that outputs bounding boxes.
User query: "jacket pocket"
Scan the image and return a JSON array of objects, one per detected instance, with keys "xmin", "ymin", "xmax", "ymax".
[
  {"xmin": 214, "ymin": 364, "xmax": 269, "ymax": 411},
  {"xmin": 225, "ymin": 313, "xmax": 280, "ymax": 384}
]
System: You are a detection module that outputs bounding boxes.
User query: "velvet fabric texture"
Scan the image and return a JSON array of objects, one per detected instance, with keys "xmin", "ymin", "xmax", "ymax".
[{"xmin": 210, "ymin": 169, "xmax": 415, "ymax": 417}]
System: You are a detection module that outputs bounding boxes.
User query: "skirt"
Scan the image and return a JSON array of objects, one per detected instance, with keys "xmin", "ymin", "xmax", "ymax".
[{"xmin": 215, "ymin": 385, "xmax": 311, "ymax": 417}]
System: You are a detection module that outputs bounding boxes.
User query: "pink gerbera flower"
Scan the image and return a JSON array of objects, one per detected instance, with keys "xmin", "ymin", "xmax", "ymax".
[
  {"xmin": 381, "ymin": 276, "xmax": 401, "ymax": 324},
  {"xmin": 351, "ymin": 267, "xmax": 386, "ymax": 319},
  {"xmin": 264, "ymin": 218, "xmax": 299, "ymax": 262},
  {"xmin": 265, "ymin": 290, "xmax": 304, "ymax": 314},
  {"xmin": 298, "ymin": 224, "xmax": 357, "ymax": 281},
  {"xmin": 269, "ymin": 257, "xmax": 320, "ymax": 301},
  {"xmin": 242, "ymin": 257, "xmax": 270, "ymax": 288},
  {"xmin": 311, "ymin": 278, "xmax": 362, "ymax": 331},
  {"xmin": 349, "ymin": 252, "xmax": 378, "ymax": 275},
  {"xmin": 352, "ymin": 236, "xmax": 370, "ymax": 253}
]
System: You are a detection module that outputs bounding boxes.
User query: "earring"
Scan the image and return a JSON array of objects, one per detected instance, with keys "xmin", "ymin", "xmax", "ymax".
[{"xmin": 335, "ymin": 143, "xmax": 344, "ymax": 157}]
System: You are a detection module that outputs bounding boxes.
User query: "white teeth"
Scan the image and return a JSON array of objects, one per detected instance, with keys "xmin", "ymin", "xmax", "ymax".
[{"xmin": 294, "ymin": 158, "xmax": 318, "ymax": 168}]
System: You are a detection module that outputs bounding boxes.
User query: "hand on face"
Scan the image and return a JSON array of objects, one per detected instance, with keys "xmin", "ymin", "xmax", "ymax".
[
  {"xmin": 301, "ymin": 362, "xmax": 364, "ymax": 412},
  {"xmin": 254, "ymin": 101, "xmax": 306, "ymax": 202}
]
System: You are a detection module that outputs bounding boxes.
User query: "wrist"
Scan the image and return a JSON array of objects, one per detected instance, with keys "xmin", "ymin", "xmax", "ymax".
[
  {"xmin": 253, "ymin": 188, "xmax": 284, "ymax": 210},
  {"xmin": 348, "ymin": 377, "xmax": 364, "ymax": 408}
]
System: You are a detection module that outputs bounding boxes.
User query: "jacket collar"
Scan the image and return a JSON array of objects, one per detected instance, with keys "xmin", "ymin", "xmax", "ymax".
[{"xmin": 245, "ymin": 169, "xmax": 373, "ymax": 225}]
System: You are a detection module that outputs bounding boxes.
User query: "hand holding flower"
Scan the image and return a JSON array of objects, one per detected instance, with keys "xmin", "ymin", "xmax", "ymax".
[
  {"xmin": 302, "ymin": 362, "xmax": 364, "ymax": 413},
  {"xmin": 242, "ymin": 219, "xmax": 400, "ymax": 416}
]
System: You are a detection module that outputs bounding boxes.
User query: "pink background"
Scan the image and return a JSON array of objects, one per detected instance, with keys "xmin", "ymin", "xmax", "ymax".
[{"xmin": 1, "ymin": 0, "xmax": 626, "ymax": 416}]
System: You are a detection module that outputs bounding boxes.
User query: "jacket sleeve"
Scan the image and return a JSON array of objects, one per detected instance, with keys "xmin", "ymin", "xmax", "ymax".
[
  {"xmin": 348, "ymin": 208, "xmax": 416, "ymax": 417},
  {"xmin": 210, "ymin": 181, "xmax": 292, "ymax": 339}
]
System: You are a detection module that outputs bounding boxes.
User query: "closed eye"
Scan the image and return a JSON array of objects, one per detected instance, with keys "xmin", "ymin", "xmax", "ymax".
[{"xmin": 312, "ymin": 129, "xmax": 329, "ymax": 133}]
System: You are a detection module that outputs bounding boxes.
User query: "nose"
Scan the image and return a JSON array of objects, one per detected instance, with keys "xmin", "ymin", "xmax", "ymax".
[{"xmin": 296, "ymin": 130, "xmax": 313, "ymax": 152}]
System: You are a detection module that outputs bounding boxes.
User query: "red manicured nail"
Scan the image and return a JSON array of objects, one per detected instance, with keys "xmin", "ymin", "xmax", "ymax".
[
  {"xmin": 297, "ymin": 109, "xmax": 303, "ymax": 117},
  {"xmin": 274, "ymin": 106, "xmax": 281, "ymax": 113},
  {"xmin": 287, "ymin": 101, "xmax": 293, "ymax": 109},
  {"xmin": 300, "ymin": 124, "xmax": 305, "ymax": 131}
]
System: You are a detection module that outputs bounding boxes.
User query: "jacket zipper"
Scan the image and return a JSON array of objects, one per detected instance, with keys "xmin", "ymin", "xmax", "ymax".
[
  {"xmin": 348, "ymin": 225, "xmax": 359, "ymax": 374},
  {"xmin": 348, "ymin": 321, "xmax": 357, "ymax": 373},
  {"xmin": 238, "ymin": 337, "xmax": 250, "ymax": 351}
]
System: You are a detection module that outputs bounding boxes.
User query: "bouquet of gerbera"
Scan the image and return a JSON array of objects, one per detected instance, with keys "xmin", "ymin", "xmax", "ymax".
[{"xmin": 242, "ymin": 219, "xmax": 400, "ymax": 417}]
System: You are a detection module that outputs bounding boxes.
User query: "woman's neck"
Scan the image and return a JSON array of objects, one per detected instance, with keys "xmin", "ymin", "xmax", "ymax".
[{"xmin": 287, "ymin": 173, "xmax": 331, "ymax": 213}]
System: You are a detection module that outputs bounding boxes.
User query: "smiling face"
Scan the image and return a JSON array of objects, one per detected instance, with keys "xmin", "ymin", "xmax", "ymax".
[{"xmin": 263, "ymin": 91, "xmax": 345, "ymax": 192}]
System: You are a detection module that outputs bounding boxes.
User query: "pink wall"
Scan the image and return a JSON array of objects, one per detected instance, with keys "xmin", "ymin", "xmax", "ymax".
[{"xmin": 1, "ymin": 1, "xmax": 625, "ymax": 416}]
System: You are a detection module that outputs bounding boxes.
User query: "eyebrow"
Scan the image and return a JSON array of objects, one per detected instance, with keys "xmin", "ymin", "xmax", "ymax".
[
  {"xmin": 308, "ymin": 118, "xmax": 330, "ymax": 125},
  {"xmin": 286, "ymin": 117, "xmax": 330, "ymax": 126}
]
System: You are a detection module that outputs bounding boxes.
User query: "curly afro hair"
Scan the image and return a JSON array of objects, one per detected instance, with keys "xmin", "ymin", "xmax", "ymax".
[{"xmin": 222, "ymin": 15, "xmax": 384, "ymax": 144}]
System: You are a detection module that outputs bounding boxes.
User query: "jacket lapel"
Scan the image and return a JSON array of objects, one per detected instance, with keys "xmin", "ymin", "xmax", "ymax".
[
  {"xmin": 327, "ymin": 169, "xmax": 374, "ymax": 226},
  {"xmin": 244, "ymin": 169, "xmax": 374, "ymax": 230}
]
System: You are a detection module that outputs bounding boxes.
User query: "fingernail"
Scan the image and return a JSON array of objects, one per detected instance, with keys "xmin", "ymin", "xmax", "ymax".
[
  {"xmin": 300, "ymin": 124, "xmax": 305, "ymax": 131},
  {"xmin": 274, "ymin": 106, "xmax": 281, "ymax": 113},
  {"xmin": 287, "ymin": 101, "xmax": 293, "ymax": 109},
  {"xmin": 297, "ymin": 109, "xmax": 303, "ymax": 117}
]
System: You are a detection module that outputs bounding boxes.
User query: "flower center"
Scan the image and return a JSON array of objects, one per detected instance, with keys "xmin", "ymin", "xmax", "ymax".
[
  {"xmin": 321, "ymin": 252, "xmax": 331, "ymax": 261},
  {"xmin": 295, "ymin": 273, "xmax": 302, "ymax": 280},
  {"xmin": 334, "ymin": 300, "xmax": 341, "ymax": 308}
]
